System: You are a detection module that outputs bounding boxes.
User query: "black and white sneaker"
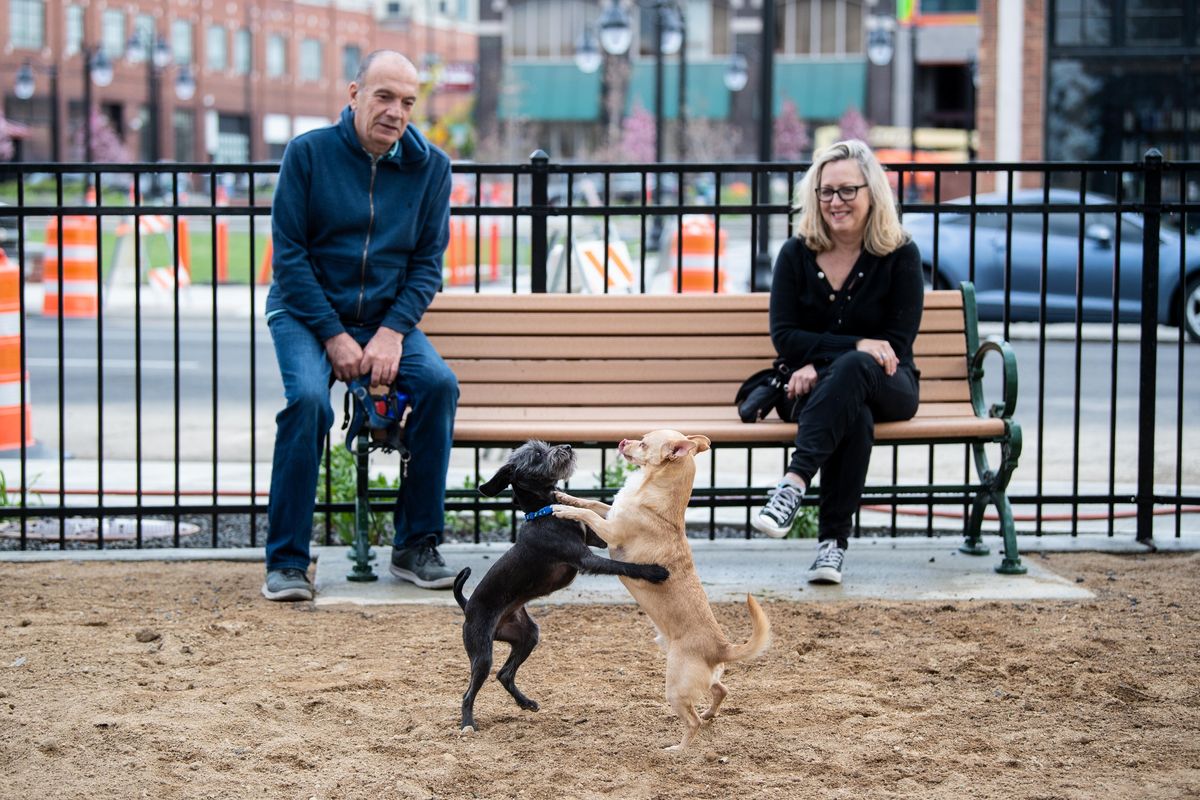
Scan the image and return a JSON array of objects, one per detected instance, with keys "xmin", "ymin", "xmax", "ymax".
[
  {"xmin": 751, "ymin": 480, "xmax": 806, "ymax": 538},
  {"xmin": 807, "ymin": 540, "xmax": 846, "ymax": 584}
]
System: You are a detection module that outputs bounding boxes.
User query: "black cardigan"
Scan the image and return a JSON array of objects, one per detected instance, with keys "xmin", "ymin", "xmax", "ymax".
[{"xmin": 768, "ymin": 236, "xmax": 924, "ymax": 369}]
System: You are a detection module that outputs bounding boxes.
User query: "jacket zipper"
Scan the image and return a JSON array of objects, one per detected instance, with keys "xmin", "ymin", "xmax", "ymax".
[{"xmin": 355, "ymin": 155, "xmax": 380, "ymax": 322}]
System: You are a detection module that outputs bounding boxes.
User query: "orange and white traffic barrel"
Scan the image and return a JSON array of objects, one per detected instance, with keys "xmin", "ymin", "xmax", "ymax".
[
  {"xmin": 667, "ymin": 215, "xmax": 728, "ymax": 293},
  {"xmin": 0, "ymin": 248, "xmax": 34, "ymax": 450},
  {"xmin": 42, "ymin": 216, "xmax": 99, "ymax": 317}
]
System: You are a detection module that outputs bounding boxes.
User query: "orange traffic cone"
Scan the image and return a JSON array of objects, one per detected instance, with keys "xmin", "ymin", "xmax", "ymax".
[{"xmin": 0, "ymin": 248, "xmax": 34, "ymax": 450}]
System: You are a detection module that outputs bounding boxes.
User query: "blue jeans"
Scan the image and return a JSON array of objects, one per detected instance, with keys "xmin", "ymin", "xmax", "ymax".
[{"xmin": 265, "ymin": 311, "xmax": 459, "ymax": 571}]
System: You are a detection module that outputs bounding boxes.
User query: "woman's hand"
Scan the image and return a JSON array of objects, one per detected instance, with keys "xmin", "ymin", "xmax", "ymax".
[
  {"xmin": 786, "ymin": 364, "xmax": 819, "ymax": 399},
  {"xmin": 856, "ymin": 338, "xmax": 898, "ymax": 377}
]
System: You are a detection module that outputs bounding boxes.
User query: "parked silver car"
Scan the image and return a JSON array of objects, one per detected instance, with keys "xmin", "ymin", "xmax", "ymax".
[{"xmin": 905, "ymin": 189, "xmax": 1200, "ymax": 340}]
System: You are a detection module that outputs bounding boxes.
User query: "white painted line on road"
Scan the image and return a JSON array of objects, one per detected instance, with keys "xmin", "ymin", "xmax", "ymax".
[{"xmin": 25, "ymin": 357, "xmax": 200, "ymax": 371}]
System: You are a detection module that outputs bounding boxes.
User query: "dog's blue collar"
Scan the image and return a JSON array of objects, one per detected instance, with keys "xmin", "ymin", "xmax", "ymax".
[{"xmin": 524, "ymin": 505, "xmax": 554, "ymax": 521}]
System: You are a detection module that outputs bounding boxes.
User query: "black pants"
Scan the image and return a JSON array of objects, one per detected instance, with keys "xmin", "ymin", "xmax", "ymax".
[{"xmin": 787, "ymin": 351, "xmax": 920, "ymax": 549}]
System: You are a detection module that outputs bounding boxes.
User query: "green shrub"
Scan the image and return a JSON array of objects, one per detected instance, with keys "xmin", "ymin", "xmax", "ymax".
[{"xmin": 315, "ymin": 446, "xmax": 398, "ymax": 546}]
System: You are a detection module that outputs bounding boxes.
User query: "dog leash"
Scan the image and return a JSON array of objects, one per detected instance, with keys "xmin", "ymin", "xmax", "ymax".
[{"xmin": 524, "ymin": 505, "xmax": 554, "ymax": 520}]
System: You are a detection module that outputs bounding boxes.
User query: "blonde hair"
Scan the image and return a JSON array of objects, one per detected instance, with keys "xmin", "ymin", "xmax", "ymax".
[{"xmin": 793, "ymin": 139, "xmax": 909, "ymax": 256}]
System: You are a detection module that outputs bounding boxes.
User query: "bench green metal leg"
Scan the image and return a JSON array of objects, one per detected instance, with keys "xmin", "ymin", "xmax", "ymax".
[
  {"xmin": 961, "ymin": 421, "xmax": 1025, "ymax": 574},
  {"xmin": 347, "ymin": 432, "xmax": 378, "ymax": 582}
]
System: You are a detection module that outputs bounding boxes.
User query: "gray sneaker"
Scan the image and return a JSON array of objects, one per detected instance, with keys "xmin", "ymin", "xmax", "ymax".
[
  {"xmin": 390, "ymin": 536, "xmax": 456, "ymax": 589},
  {"xmin": 751, "ymin": 480, "xmax": 805, "ymax": 538},
  {"xmin": 262, "ymin": 568, "xmax": 314, "ymax": 601},
  {"xmin": 807, "ymin": 540, "xmax": 846, "ymax": 584}
]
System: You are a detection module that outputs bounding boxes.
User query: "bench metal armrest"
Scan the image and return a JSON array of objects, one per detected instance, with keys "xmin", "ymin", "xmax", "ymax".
[{"xmin": 969, "ymin": 335, "xmax": 1018, "ymax": 420}]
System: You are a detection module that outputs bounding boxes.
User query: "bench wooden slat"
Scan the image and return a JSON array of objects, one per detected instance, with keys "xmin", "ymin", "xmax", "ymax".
[
  {"xmin": 432, "ymin": 335, "xmax": 777, "ymax": 359},
  {"xmin": 423, "ymin": 310, "xmax": 774, "ymax": 336},
  {"xmin": 454, "ymin": 401, "xmax": 981, "ymax": 422},
  {"xmin": 456, "ymin": 379, "xmax": 970, "ymax": 407},
  {"xmin": 445, "ymin": 354, "xmax": 968, "ymax": 382},
  {"xmin": 450, "ymin": 415, "xmax": 1005, "ymax": 444},
  {"xmin": 436, "ymin": 333, "xmax": 966, "ymax": 359},
  {"xmin": 431, "ymin": 289, "xmax": 965, "ymax": 312}
]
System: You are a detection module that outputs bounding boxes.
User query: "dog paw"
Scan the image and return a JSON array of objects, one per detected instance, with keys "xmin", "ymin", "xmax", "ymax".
[
  {"xmin": 553, "ymin": 490, "xmax": 574, "ymax": 505},
  {"xmin": 519, "ymin": 699, "xmax": 539, "ymax": 712},
  {"xmin": 551, "ymin": 504, "xmax": 576, "ymax": 518},
  {"xmin": 459, "ymin": 725, "xmax": 476, "ymax": 735},
  {"xmin": 643, "ymin": 565, "xmax": 670, "ymax": 583}
]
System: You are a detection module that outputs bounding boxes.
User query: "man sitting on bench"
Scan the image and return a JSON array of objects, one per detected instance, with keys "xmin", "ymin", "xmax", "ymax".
[{"xmin": 261, "ymin": 50, "xmax": 459, "ymax": 601}]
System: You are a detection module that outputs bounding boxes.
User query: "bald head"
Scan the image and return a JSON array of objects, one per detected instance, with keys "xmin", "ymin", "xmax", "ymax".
[
  {"xmin": 353, "ymin": 50, "xmax": 418, "ymax": 88},
  {"xmin": 348, "ymin": 50, "xmax": 420, "ymax": 156}
]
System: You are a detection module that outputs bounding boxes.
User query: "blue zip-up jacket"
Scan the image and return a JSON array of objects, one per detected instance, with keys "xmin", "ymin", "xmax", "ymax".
[{"xmin": 266, "ymin": 106, "xmax": 452, "ymax": 342}]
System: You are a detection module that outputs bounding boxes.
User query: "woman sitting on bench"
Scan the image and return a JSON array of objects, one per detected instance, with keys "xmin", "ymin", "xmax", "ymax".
[{"xmin": 751, "ymin": 139, "xmax": 924, "ymax": 586}]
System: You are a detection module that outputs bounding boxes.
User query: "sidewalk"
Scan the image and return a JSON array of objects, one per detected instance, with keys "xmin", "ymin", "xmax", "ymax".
[{"xmin": 3, "ymin": 532, "xmax": 1197, "ymax": 607}]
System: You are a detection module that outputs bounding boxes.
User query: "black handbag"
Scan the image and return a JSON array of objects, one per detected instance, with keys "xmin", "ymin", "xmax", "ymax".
[{"xmin": 735, "ymin": 360, "xmax": 796, "ymax": 423}]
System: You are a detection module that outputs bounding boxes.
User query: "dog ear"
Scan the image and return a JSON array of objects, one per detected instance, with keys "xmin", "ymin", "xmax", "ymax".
[
  {"xmin": 478, "ymin": 464, "xmax": 512, "ymax": 496},
  {"xmin": 687, "ymin": 434, "xmax": 711, "ymax": 454},
  {"xmin": 664, "ymin": 438, "xmax": 697, "ymax": 461}
]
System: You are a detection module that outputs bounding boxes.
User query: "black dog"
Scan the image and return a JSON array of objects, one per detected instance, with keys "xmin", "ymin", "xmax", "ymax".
[{"xmin": 453, "ymin": 440, "xmax": 669, "ymax": 733}]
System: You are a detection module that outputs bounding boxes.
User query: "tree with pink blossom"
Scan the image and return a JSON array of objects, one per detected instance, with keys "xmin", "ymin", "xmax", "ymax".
[
  {"xmin": 0, "ymin": 114, "xmax": 15, "ymax": 162},
  {"xmin": 620, "ymin": 102, "xmax": 656, "ymax": 164},
  {"xmin": 71, "ymin": 109, "xmax": 131, "ymax": 163},
  {"xmin": 837, "ymin": 106, "xmax": 871, "ymax": 144},
  {"xmin": 773, "ymin": 100, "xmax": 810, "ymax": 161}
]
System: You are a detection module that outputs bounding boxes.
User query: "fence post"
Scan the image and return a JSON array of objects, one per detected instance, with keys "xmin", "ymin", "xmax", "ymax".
[
  {"xmin": 529, "ymin": 149, "xmax": 549, "ymax": 293},
  {"xmin": 1136, "ymin": 148, "xmax": 1163, "ymax": 545}
]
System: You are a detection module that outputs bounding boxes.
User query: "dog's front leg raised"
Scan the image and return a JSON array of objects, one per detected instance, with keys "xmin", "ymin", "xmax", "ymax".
[
  {"xmin": 551, "ymin": 504, "xmax": 612, "ymax": 538},
  {"xmin": 554, "ymin": 491, "xmax": 611, "ymax": 517}
]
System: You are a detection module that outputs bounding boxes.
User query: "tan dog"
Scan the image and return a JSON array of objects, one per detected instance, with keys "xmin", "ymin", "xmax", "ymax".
[{"xmin": 553, "ymin": 430, "xmax": 770, "ymax": 750}]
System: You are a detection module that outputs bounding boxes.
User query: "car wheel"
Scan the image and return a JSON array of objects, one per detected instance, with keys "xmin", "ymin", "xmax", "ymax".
[{"xmin": 1184, "ymin": 274, "xmax": 1200, "ymax": 342}]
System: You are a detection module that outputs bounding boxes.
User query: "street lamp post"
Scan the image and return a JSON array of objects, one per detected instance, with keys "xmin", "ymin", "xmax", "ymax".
[
  {"xmin": 583, "ymin": 0, "xmax": 683, "ymax": 250},
  {"xmin": 82, "ymin": 46, "xmax": 114, "ymax": 164},
  {"xmin": 752, "ymin": 0, "xmax": 776, "ymax": 291},
  {"xmin": 127, "ymin": 32, "xmax": 174, "ymax": 164},
  {"xmin": 13, "ymin": 61, "xmax": 60, "ymax": 162}
]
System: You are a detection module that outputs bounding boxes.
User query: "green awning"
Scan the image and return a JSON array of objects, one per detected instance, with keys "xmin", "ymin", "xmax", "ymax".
[{"xmin": 498, "ymin": 57, "xmax": 867, "ymax": 123}]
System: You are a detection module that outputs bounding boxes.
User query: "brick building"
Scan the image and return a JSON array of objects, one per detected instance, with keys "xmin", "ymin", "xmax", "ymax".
[{"xmin": 2, "ymin": 0, "xmax": 478, "ymax": 163}]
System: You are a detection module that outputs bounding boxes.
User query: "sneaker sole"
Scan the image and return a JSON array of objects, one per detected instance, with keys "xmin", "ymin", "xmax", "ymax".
[
  {"xmin": 807, "ymin": 567, "xmax": 843, "ymax": 585},
  {"xmin": 261, "ymin": 583, "xmax": 314, "ymax": 601},
  {"xmin": 750, "ymin": 514, "xmax": 791, "ymax": 539},
  {"xmin": 389, "ymin": 564, "xmax": 455, "ymax": 590}
]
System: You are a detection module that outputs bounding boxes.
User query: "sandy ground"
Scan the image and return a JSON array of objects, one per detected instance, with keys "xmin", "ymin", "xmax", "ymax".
[{"xmin": 1, "ymin": 551, "xmax": 1198, "ymax": 800}]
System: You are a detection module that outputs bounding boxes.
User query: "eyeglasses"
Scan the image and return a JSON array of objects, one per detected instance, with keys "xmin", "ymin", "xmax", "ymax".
[{"xmin": 816, "ymin": 184, "xmax": 868, "ymax": 203}]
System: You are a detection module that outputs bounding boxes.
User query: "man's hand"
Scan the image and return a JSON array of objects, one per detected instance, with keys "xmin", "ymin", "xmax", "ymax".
[
  {"xmin": 325, "ymin": 333, "xmax": 364, "ymax": 382},
  {"xmin": 360, "ymin": 327, "xmax": 404, "ymax": 387},
  {"xmin": 786, "ymin": 364, "xmax": 819, "ymax": 399}
]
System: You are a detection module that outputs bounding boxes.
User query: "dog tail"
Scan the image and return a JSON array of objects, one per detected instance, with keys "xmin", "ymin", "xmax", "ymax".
[
  {"xmin": 452, "ymin": 567, "xmax": 471, "ymax": 612},
  {"xmin": 721, "ymin": 594, "xmax": 771, "ymax": 663}
]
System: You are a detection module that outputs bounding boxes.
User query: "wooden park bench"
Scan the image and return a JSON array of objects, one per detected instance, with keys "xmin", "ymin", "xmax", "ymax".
[{"xmin": 344, "ymin": 283, "xmax": 1023, "ymax": 579}]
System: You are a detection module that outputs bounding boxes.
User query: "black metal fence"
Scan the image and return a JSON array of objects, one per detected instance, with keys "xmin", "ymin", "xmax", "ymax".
[{"xmin": 0, "ymin": 152, "xmax": 1195, "ymax": 549}]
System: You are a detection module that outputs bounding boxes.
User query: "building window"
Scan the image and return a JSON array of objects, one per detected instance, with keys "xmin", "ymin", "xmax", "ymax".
[
  {"xmin": 172, "ymin": 20, "xmax": 193, "ymax": 66},
  {"xmin": 780, "ymin": 0, "xmax": 865, "ymax": 56},
  {"xmin": 173, "ymin": 109, "xmax": 195, "ymax": 162},
  {"xmin": 102, "ymin": 9, "xmax": 126, "ymax": 59},
  {"xmin": 343, "ymin": 45, "xmax": 362, "ymax": 82},
  {"xmin": 300, "ymin": 39, "xmax": 322, "ymax": 82},
  {"xmin": 919, "ymin": 0, "xmax": 978, "ymax": 12},
  {"xmin": 10, "ymin": 0, "xmax": 45, "ymax": 50},
  {"xmin": 1125, "ymin": 0, "xmax": 1185, "ymax": 46},
  {"xmin": 133, "ymin": 14, "xmax": 155, "ymax": 52},
  {"xmin": 509, "ymin": 0, "xmax": 592, "ymax": 59},
  {"xmin": 267, "ymin": 35, "xmax": 288, "ymax": 78},
  {"xmin": 64, "ymin": 5, "xmax": 83, "ymax": 55},
  {"xmin": 234, "ymin": 28, "xmax": 252, "ymax": 75},
  {"xmin": 1053, "ymin": 0, "xmax": 1114, "ymax": 46},
  {"xmin": 207, "ymin": 25, "xmax": 228, "ymax": 71}
]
